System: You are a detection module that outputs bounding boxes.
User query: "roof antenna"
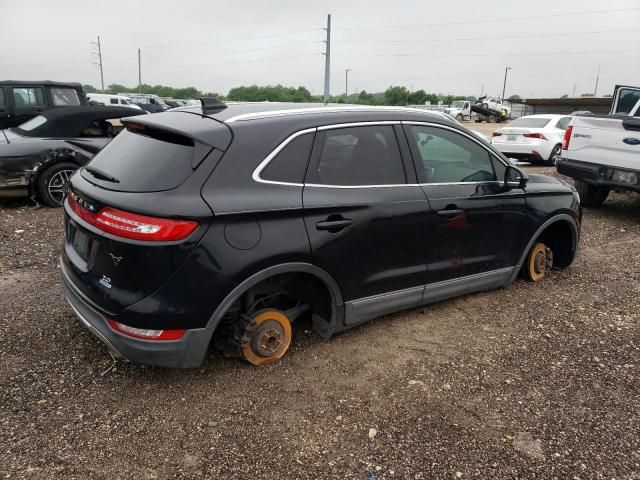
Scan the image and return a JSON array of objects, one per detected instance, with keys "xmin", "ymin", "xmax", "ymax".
[{"xmin": 200, "ymin": 97, "xmax": 227, "ymax": 114}]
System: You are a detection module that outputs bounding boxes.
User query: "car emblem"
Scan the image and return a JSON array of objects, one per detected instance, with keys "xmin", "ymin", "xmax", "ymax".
[
  {"xmin": 623, "ymin": 137, "xmax": 640, "ymax": 145},
  {"xmin": 108, "ymin": 253, "xmax": 123, "ymax": 267},
  {"xmin": 99, "ymin": 275, "xmax": 112, "ymax": 289}
]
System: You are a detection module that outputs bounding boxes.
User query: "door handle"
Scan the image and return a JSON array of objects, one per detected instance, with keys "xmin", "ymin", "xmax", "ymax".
[
  {"xmin": 437, "ymin": 209, "xmax": 463, "ymax": 218},
  {"xmin": 316, "ymin": 217, "xmax": 352, "ymax": 232}
]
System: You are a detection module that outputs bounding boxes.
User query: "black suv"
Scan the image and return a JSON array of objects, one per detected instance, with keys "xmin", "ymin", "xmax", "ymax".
[{"xmin": 61, "ymin": 101, "xmax": 582, "ymax": 368}]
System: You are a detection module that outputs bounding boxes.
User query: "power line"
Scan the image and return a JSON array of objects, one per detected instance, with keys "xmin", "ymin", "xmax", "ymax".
[
  {"xmin": 144, "ymin": 53, "xmax": 318, "ymax": 70},
  {"xmin": 334, "ymin": 7, "xmax": 640, "ymax": 30},
  {"xmin": 335, "ymin": 49, "xmax": 639, "ymax": 59},
  {"xmin": 144, "ymin": 41, "xmax": 322, "ymax": 60},
  {"xmin": 334, "ymin": 28, "xmax": 640, "ymax": 44}
]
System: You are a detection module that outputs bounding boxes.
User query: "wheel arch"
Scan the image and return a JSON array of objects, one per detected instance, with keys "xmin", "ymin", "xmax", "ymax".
[
  {"xmin": 509, "ymin": 213, "xmax": 579, "ymax": 283},
  {"xmin": 204, "ymin": 262, "xmax": 344, "ymax": 338}
]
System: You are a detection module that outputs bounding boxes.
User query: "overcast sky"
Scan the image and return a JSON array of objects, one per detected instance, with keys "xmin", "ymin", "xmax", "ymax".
[{"xmin": 1, "ymin": 0, "xmax": 639, "ymax": 98}]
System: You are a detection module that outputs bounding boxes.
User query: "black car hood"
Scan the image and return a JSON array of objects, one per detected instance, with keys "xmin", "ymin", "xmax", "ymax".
[{"xmin": 527, "ymin": 174, "xmax": 563, "ymax": 185}]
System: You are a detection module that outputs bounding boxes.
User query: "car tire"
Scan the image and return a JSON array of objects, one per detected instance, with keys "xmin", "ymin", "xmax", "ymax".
[
  {"xmin": 575, "ymin": 180, "xmax": 609, "ymax": 208},
  {"xmin": 36, "ymin": 162, "xmax": 78, "ymax": 207},
  {"xmin": 482, "ymin": 103, "xmax": 489, "ymax": 109},
  {"xmin": 546, "ymin": 144, "xmax": 562, "ymax": 166},
  {"xmin": 455, "ymin": 114, "xmax": 463, "ymax": 121}
]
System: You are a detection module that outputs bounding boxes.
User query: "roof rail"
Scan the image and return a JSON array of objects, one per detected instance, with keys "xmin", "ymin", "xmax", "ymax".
[{"xmin": 200, "ymin": 97, "xmax": 227, "ymax": 114}]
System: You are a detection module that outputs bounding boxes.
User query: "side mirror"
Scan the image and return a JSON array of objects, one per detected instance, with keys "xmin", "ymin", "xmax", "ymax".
[{"xmin": 504, "ymin": 165, "xmax": 528, "ymax": 190}]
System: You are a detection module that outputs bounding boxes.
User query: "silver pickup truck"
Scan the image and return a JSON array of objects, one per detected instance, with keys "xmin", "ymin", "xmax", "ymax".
[{"xmin": 557, "ymin": 85, "xmax": 640, "ymax": 207}]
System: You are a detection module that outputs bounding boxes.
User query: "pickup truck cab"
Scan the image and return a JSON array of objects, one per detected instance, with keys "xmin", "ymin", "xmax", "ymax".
[
  {"xmin": 0, "ymin": 81, "xmax": 88, "ymax": 129},
  {"xmin": 557, "ymin": 85, "xmax": 640, "ymax": 206}
]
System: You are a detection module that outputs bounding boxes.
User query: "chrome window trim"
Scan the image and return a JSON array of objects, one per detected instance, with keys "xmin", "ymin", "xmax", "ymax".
[{"xmin": 251, "ymin": 120, "xmax": 511, "ymax": 188}]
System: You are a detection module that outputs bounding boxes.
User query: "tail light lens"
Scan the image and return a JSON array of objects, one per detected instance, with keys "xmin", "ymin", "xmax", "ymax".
[
  {"xmin": 523, "ymin": 133, "xmax": 548, "ymax": 140},
  {"xmin": 108, "ymin": 319, "xmax": 185, "ymax": 341},
  {"xmin": 562, "ymin": 125, "xmax": 573, "ymax": 150},
  {"xmin": 67, "ymin": 192, "xmax": 198, "ymax": 241},
  {"xmin": 492, "ymin": 132, "xmax": 502, "ymax": 137}
]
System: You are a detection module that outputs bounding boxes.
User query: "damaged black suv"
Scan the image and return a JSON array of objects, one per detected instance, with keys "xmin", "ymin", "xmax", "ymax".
[{"xmin": 61, "ymin": 100, "xmax": 582, "ymax": 368}]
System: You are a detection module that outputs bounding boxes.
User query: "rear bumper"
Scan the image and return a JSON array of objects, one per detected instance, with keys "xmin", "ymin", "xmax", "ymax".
[
  {"xmin": 492, "ymin": 141, "xmax": 552, "ymax": 159},
  {"xmin": 60, "ymin": 258, "xmax": 212, "ymax": 368},
  {"xmin": 557, "ymin": 158, "xmax": 640, "ymax": 193}
]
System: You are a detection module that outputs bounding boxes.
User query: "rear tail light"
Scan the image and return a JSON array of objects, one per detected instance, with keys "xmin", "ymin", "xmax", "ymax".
[
  {"xmin": 108, "ymin": 319, "xmax": 185, "ymax": 341},
  {"xmin": 523, "ymin": 133, "xmax": 548, "ymax": 140},
  {"xmin": 492, "ymin": 132, "xmax": 502, "ymax": 137},
  {"xmin": 562, "ymin": 125, "xmax": 573, "ymax": 150},
  {"xmin": 67, "ymin": 192, "xmax": 198, "ymax": 241}
]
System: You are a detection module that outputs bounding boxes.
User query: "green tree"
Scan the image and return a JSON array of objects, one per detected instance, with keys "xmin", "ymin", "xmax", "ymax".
[
  {"xmin": 384, "ymin": 86, "xmax": 410, "ymax": 105},
  {"xmin": 560, "ymin": 94, "xmax": 569, "ymax": 98},
  {"xmin": 83, "ymin": 84, "xmax": 98, "ymax": 93}
]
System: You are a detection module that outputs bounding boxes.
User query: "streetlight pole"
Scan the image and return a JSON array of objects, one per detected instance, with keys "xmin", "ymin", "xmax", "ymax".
[
  {"xmin": 501, "ymin": 66, "xmax": 511, "ymax": 101},
  {"xmin": 345, "ymin": 68, "xmax": 351, "ymax": 99}
]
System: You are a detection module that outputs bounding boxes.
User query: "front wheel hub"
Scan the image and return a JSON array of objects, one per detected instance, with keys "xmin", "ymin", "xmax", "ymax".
[{"xmin": 241, "ymin": 310, "xmax": 292, "ymax": 366}]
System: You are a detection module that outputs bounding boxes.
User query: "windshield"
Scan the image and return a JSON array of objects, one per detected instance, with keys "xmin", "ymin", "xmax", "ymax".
[
  {"xmin": 451, "ymin": 101, "xmax": 465, "ymax": 108},
  {"xmin": 14, "ymin": 115, "xmax": 47, "ymax": 132},
  {"xmin": 509, "ymin": 117, "xmax": 551, "ymax": 128}
]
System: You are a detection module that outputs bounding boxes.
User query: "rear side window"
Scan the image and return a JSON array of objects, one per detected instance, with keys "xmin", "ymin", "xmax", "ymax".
[
  {"xmin": 12, "ymin": 87, "xmax": 45, "ymax": 106},
  {"xmin": 615, "ymin": 88, "xmax": 640, "ymax": 115},
  {"xmin": 407, "ymin": 125, "xmax": 497, "ymax": 183},
  {"xmin": 51, "ymin": 87, "xmax": 80, "ymax": 106},
  {"xmin": 110, "ymin": 98, "xmax": 118, "ymax": 104},
  {"xmin": 81, "ymin": 128, "xmax": 211, "ymax": 192},
  {"xmin": 310, "ymin": 125, "xmax": 405, "ymax": 186},
  {"xmin": 556, "ymin": 117, "xmax": 571, "ymax": 130},
  {"xmin": 261, "ymin": 132, "xmax": 314, "ymax": 184},
  {"xmin": 509, "ymin": 117, "xmax": 551, "ymax": 128},
  {"xmin": 0, "ymin": 87, "xmax": 5, "ymax": 107}
]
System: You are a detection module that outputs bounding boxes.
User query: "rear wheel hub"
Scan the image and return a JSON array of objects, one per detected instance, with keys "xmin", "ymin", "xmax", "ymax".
[{"xmin": 241, "ymin": 310, "xmax": 292, "ymax": 366}]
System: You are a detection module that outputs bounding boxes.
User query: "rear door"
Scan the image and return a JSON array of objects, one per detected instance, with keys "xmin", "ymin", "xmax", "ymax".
[
  {"xmin": 11, "ymin": 85, "xmax": 48, "ymax": 126},
  {"xmin": 302, "ymin": 122, "xmax": 429, "ymax": 325},
  {"xmin": 404, "ymin": 122, "xmax": 526, "ymax": 283}
]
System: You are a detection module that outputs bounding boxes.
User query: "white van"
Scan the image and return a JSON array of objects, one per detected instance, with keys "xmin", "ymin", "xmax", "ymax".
[{"xmin": 86, "ymin": 93, "xmax": 142, "ymax": 110}]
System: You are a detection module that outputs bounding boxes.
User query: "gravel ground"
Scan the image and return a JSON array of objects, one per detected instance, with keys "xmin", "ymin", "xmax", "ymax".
[{"xmin": 1, "ymin": 145, "xmax": 639, "ymax": 479}]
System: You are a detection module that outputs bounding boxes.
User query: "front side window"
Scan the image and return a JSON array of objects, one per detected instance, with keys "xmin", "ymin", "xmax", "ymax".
[
  {"xmin": 311, "ymin": 125, "xmax": 405, "ymax": 186},
  {"xmin": 12, "ymin": 87, "xmax": 45, "ymax": 106},
  {"xmin": 51, "ymin": 87, "xmax": 80, "ymax": 106},
  {"xmin": 407, "ymin": 125, "xmax": 497, "ymax": 183}
]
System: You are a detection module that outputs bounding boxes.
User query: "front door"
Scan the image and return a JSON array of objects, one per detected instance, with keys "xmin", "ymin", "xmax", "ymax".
[
  {"xmin": 11, "ymin": 85, "xmax": 47, "ymax": 127},
  {"xmin": 403, "ymin": 122, "xmax": 526, "ymax": 284},
  {"xmin": 303, "ymin": 123, "xmax": 429, "ymax": 325}
]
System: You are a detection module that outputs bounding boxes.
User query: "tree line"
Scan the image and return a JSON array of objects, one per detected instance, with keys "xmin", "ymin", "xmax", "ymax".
[{"xmin": 83, "ymin": 83, "xmax": 473, "ymax": 106}]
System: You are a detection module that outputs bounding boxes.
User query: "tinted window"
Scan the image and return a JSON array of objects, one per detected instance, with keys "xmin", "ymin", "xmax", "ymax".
[
  {"xmin": 556, "ymin": 117, "xmax": 571, "ymax": 130},
  {"xmin": 120, "ymin": 99, "xmax": 128, "ymax": 105},
  {"xmin": 16, "ymin": 115, "xmax": 47, "ymax": 131},
  {"xmin": 261, "ymin": 132, "xmax": 314, "ymax": 184},
  {"xmin": 110, "ymin": 98, "xmax": 118, "ymax": 104},
  {"xmin": 51, "ymin": 87, "xmax": 80, "ymax": 106},
  {"xmin": 312, "ymin": 126, "xmax": 405, "ymax": 186},
  {"xmin": 508, "ymin": 117, "xmax": 551, "ymax": 128},
  {"xmin": 12, "ymin": 87, "xmax": 45, "ymax": 106},
  {"xmin": 408, "ymin": 125, "xmax": 496, "ymax": 183},
  {"xmin": 81, "ymin": 129, "xmax": 209, "ymax": 192},
  {"xmin": 0, "ymin": 87, "xmax": 4, "ymax": 107},
  {"xmin": 615, "ymin": 88, "xmax": 640, "ymax": 115}
]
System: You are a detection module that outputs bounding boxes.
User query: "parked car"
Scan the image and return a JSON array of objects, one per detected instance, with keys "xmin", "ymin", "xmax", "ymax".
[
  {"xmin": 86, "ymin": 93, "xmax": 143, "ymax": 110},
  {"xmin": 558, "ymin": 85, "xmax": 640, "ymax": 207},
  {"xmin": 0, "ymin": 105, "xmax": 144, "ymax": 206},
  {"xmin": 0, "ymin": 80, "xmax": 88, "ymax": 129},
  {"xmin": 61, "ymin": 101, "xmax": 582, "ymax": 368},
  {"xmin": 491, "ymin": 114, "xmax": 572, "ymax": 165},
  {"xmin": 479, "ymin": 97, "xmax": 511, "ymax": 116},
  {"xmin": 121, "ymin": 93, "xmax": 170, "ymax": 112}
]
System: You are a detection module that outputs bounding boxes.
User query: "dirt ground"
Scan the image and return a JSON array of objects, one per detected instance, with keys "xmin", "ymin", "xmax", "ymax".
[{"xmin": 1, "ymin": 136, "xmax": 639, "ymax": 478}]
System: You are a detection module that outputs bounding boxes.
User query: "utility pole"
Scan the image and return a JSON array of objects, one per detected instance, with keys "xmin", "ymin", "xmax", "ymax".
[
  {"xmin": 501, "ymin": 66, "xmax": 511, "ymax": 101},
  {"xmin": 594, "ymin": 65, "xmax": 600, "ymax": 96},
  {"xmin": 138, "ymin": 48, "xmax": 142, "ymax": 93},
  {"xmin": 323, "ymin": 14, "xmax": 331, "ymax": 104},
  {"xmin": 572, "ymin": 84, "xmax": 577, "ymax": 97},
  {"xmin": 345, "ymin": 68, "xmax": 351, "ymax": 98},
  {"xmin": 90, "ymin": 36, "xmax": 105, "ymax": 91}
]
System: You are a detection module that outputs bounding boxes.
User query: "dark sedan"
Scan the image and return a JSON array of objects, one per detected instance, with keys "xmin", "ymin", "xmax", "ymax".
[{"xmin": 0, "ymin": 105, "xmax": 144, "ymax": 206}]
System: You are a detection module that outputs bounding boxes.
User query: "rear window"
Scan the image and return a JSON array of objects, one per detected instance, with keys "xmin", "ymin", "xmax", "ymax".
[
  {"xmin": 16, "ymin": 115, "xmax": 47, "ymax": 131},
  {"xmin": 51, "ymin": 87, "xmax": 81, "ymax": 106},
  {"xmin": 509, "ymin": 117, "xmax": 551, "ymax": 128},
  {"xmin": 81, "ymin": 128, "xmax": 211, "ymax": 192},
  {"xmin": 615, "ymin": 88, "xmax": 640, "ymax": 115}
]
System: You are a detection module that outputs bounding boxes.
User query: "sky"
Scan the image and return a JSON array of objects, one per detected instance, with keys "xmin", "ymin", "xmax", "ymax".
[{"xmin": 1, "ymin": 0, "xmax": 639, "ymax": 99}]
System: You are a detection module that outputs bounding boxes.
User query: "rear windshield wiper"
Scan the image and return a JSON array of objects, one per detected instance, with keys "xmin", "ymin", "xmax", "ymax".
[{"xmin": 85, "ymin": 166, "xmax": 120, "ymax": 183}]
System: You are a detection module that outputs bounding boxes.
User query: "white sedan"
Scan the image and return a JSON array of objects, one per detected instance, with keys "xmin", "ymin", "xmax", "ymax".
[{"xmin": 491, "ymin": 114, "xmax": 572, "ymax": 165}]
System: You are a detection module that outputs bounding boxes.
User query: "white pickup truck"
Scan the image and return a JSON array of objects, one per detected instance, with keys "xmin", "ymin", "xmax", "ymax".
[{"xmin": 557, "ymin": 85, "xmax": 640, "ymax": 206}]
